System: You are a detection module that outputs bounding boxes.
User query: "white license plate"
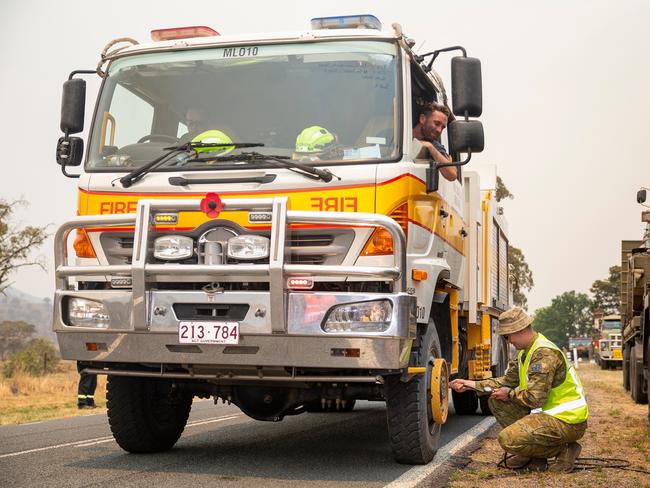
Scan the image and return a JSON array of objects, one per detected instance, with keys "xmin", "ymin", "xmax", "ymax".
[{"xmin": 178, "ymin": 321, "xmax": 240, "ymax": 344}]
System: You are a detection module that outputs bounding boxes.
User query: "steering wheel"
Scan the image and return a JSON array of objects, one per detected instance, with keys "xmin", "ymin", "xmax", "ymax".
[{"xmin": 137, "ymin": 134, "xmax": 179, "ymax": 144}]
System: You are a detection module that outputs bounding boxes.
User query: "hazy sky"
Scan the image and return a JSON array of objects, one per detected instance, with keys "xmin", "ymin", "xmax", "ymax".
[{"xmin": 1, "ymin": 0, "xmax": 649, "ymax": 311}]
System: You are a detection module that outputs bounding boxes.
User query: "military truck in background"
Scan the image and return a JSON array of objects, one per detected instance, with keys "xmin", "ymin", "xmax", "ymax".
[
  {"xmin": 620, "ymin": 188, "xmax": 650, "ymax": 415},
  {"xmin": 53, "ymin": 15, "xmax": 511, "ymax": 463},
  {"xmin": 593, "ymin": 315, "xmax": 622, "ymax": 369}
]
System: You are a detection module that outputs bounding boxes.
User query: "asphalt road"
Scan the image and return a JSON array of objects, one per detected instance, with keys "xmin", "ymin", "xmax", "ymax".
[{"xmin": 0, "ymin": 399, "xmax": 487, "ymax": 488}]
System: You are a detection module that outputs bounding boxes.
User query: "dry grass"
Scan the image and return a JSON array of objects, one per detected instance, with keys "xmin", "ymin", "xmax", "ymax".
[
  {"xmin": 446, "ymin": 362, "xmax": 650, "ymax": 487},
  {"xmin": 0, "ymin": 360, "xmax": 107, "ymax": 424}
]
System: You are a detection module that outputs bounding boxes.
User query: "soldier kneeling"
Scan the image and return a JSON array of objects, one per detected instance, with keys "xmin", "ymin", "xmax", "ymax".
[{"xmin": 450, "ymin": 307, "xmax": 588, "ymax": 473}]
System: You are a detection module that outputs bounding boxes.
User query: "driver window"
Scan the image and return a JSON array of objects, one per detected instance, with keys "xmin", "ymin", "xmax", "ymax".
[
  {"xmin": 410, "ymin": 60, "xmax": 460, "ymax": 182},
  {"xmin": 108, "ymin": 84, "xmax": 153, "ymax": 148}
]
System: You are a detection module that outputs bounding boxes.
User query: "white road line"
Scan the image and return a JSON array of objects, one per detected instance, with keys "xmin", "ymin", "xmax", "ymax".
[
  {"xmin": 383, "ymin": 417, "xmax": 496, "ymax": 488},
  {"xmin": 0, "ymin": 413, "xmax": 245, "ymax": 459},
  {"xmin": 0, "ymin": 439, "xmax": 109, "ymax": 459},
  {"xmin": 75, "ymin": 438, "xmax": 116, "ymax": 448},
  {"xmin": 186, "ymin": 414, "xmax": 243, "ymax": 427}
]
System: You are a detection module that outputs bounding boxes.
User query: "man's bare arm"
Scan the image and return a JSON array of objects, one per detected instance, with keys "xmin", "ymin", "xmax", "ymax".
[{"xmin": 419, "ymin": 140, "xmax": 457, "ymax": 181}]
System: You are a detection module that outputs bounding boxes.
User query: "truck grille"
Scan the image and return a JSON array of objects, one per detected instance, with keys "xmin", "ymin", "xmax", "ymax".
[
  {"xmin": 99, "ymin": 228, "xmax": 354, "ymax": 267},
  {"xmin": 608, "ymin": 333, "xmax": 622, "ymax": 347}
]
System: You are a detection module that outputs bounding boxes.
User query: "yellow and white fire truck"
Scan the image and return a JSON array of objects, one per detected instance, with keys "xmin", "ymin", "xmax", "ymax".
[{"xmin": 53, "ymin": 15, "xmax": 510, "ymax": 464}]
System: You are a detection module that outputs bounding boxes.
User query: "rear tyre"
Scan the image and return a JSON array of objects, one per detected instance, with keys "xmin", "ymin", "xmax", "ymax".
[
  {"xmin": 451, "ymin": 390, "xmax": 478, "ymax": 415},
  {"xmin": 385, "ymin": 321, "xmax": 443, "ymax": 464},
  {"xmin": 479, "ymin": 395, "xmax": 492, "ymax": 416},
  {"xmin": 452, "ymin": 328, "xmax": 478, "ymax": 415},
  {"xmin": 623, "ymin": 345, "xmax": 631, "ymax": 391},
  {"xmin": 630, "ymin": 346, "xmax": 648, "ymax": 404},
  {"xmin": 107, "ymin": 376, "xmax": 193, "ymax": 453},
  {"xmin": 480, "ymin": 334, "xmax": 509, "ymax": 416}
]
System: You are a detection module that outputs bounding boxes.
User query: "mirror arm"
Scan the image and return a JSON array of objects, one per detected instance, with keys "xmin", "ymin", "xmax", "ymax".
[
  {"xmin": 426, "ymin": 151, "xmax": 472, "ymax": 193},
  {"xmin": 68, "ymin": 69, "xmax": 97, "ymax": 81},
  {"xmin": 437, "ymin": 150, "xmax": 473, "ymax": 169},
  {"xmin": 61, "ymin": 165, "xmax": 80, "ymax": 179},
  {"xmin": 415, "ymin": 45, "xmax": 467, "ymax": 72}
]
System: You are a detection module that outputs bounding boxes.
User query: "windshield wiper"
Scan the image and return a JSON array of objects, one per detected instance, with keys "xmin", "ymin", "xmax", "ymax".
[
  {"xmin": 119, "ymin": 142, "xmax": 264, "ymax": 188},
  {"xmin": 188, "ymin": 151, "xmax": 338, "ymax": 183}
]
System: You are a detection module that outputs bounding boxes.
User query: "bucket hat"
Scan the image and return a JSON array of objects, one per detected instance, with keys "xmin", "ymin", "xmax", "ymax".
[{"xmin": 497, "ymin": 307, "xmax": 533, "ymax": 335}]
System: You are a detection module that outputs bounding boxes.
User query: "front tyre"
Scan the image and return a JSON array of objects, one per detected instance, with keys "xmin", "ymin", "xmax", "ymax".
[
  {"xmin": 107, "ymin": 376, "xmax": 193, "ymax": 453},
  {"xmin": 385, "ymin": 322, "xmax": 444, "ymax": 464}
]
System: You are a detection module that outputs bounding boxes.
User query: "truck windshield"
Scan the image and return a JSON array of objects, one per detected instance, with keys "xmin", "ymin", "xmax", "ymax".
[
  {"xmin": 602, "ymin": 320, "xmax": 621, "ymax": 330},
  {"xmin": 87, "ymin": 40, "xmax": 399, "ymax": 170}
]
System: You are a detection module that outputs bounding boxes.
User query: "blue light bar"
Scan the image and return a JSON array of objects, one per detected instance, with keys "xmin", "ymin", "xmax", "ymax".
[{"xmin": 311, "ymin": 15, "xmax": 382, "ymax": 31}]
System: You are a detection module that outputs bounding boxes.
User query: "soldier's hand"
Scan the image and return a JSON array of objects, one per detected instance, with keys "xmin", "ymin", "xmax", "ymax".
[
  {"xmin": 450, "ymin": 379, "xmax": 475, "ymax": 392},
  {"xmin": 490, "ymin": 386, "xmax": 511, "ymax": 401}
]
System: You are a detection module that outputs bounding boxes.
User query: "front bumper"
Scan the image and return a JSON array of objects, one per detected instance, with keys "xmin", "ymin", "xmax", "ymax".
[{"xmin": 54, "ymin": 290, "xmax": 416, "ymax": 369}]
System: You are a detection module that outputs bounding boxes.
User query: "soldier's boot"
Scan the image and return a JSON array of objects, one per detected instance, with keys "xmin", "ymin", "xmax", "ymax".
[{"xmin": 549, "ymin": 442, "xmax": 581, "ymax": 473}]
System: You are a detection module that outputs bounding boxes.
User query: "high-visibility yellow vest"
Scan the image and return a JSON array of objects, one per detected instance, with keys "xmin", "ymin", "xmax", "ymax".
[{"xmin": 517, "ymin": 333, "xmax": 589, "ymax": 424}]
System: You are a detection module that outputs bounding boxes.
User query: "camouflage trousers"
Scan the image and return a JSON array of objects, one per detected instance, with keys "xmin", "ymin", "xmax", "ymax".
[{"xmin": 488, "ymin": 397, "xmax": 587, "ymax": 459}]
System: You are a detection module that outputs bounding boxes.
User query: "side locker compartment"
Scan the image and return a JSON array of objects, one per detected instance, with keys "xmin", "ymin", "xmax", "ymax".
[
  {"xmin": 463, "ymin": 172, "xmax": 481, "ymax": 327},
  {"xmin": 462, "ymin": 171, "xmax": 490, "ymax": 379}
]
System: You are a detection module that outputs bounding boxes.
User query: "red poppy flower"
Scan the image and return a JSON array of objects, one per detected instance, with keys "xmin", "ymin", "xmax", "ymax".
[{"xmin": 200, "ymin": 192, "xmax": 223, "ymax": 218}]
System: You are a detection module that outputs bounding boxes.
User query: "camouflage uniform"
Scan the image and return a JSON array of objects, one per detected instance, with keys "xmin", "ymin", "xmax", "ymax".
[{"xmin": 475, "ymin": 332, "xmax": 588, "ymax": 459}]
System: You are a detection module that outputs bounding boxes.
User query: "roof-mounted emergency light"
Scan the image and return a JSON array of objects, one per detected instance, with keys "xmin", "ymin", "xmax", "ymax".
[
  {"xmin": 151, "ymin": 26, "xmax": 220, "ymax": 42},
  {"xmin": 311, "ymin": 15, "xmax": 381, "ymax": 31}
]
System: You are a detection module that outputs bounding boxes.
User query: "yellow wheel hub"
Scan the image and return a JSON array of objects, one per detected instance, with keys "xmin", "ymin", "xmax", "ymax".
[{"xmin": 430, "ymin": 358, "xmax": 449, "ymax": 424}]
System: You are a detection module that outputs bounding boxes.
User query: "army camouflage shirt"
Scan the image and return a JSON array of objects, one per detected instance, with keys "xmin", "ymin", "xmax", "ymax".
[{"xmin": 475, "ymin": 332, "xmax": 567, "ymax": 410}]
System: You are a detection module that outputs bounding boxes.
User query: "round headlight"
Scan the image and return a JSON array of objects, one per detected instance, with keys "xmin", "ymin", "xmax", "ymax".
[
  {"xmin": 227, "ymin": 235, "xmax": 270, "ymax": 260},
  {"xmin": 154, "ymin": 235, "xmax": 194, "ymax": 260}
]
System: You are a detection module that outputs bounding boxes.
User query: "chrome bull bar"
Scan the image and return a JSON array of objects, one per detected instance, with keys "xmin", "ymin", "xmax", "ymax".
[{"xmin": 54, "ymin": 197, "xmax": 406, "ymax": 332}]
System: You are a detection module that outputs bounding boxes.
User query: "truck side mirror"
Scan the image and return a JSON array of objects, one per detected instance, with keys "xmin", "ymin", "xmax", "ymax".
[
  {"xmin": 56, "ymin": 136, "xmax": 84, "ymax": 166},
  {"xmin": 60, "ymin": 78, "xmax": 86, "ymax": 134},
  {"xmin": 637, "ymin": 189, "xmax": 647, "ymax": 204},
  {"xmin": 451, "ymin": 57, "xmax": 482, "ymax": 117},
  {"xmin": 448, "ymin": 120, "xmax": 484, "ymax": 154}
]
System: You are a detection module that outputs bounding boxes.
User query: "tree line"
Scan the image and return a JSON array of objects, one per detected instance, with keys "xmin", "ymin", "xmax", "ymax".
[
  {"xmin": 0, "ymin": 199, "xmax": 55, "ymax": 376},
  {"xmin": 532, "ymin": 266, "xmax": 619, "ymax": 349}
]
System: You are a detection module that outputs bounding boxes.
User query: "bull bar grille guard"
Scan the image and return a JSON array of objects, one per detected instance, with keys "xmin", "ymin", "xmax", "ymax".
[{"xmin": 54, "ymin": 197, "xmax": 407, "ymax": 333}]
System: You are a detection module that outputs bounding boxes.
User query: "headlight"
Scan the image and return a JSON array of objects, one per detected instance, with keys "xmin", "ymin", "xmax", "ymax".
[
  {"xmin": 154, "ymin": 235, "xmax": 194, "ymax": 260},
  {"xmin": 68, "ymin": 298, "xmax": 110, "ymax": 328},
  {"xmin": 227, "ymin": 235, "xmax": 270, "ymax": 260},
  {"xmin": 323, "ymin": 300, "xmax": 392, "ymax": 333}
]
